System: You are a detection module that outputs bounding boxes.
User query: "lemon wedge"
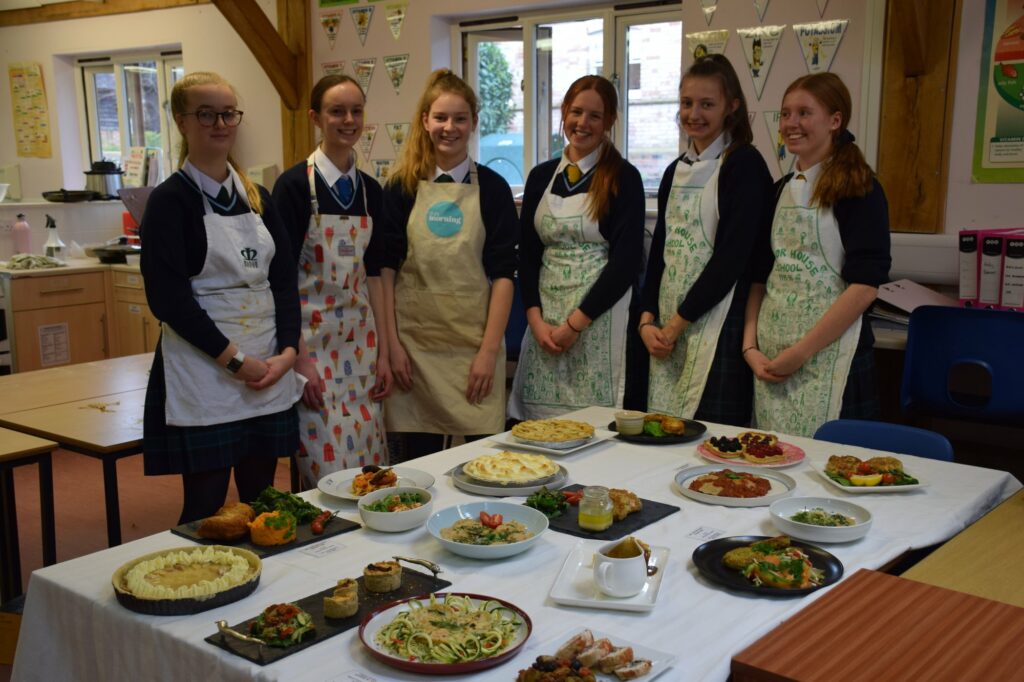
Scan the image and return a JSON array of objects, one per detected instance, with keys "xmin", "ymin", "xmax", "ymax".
[{"xmin": 850, "ymin": 473, "xmax": 883, "ymax": 486}]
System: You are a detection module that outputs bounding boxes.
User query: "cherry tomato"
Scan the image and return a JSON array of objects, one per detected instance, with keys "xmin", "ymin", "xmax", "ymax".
[
  {"xmin": 881, "ymin": 473, "xmax": 895, "ymax": 485},
  {"xmin": 479, "ymin": 511, "xmax": 501, "ymax": 529},
  {"xmin": 563, "ymin": 490, "xmax": 583, "ymax": 505},
  {"xmin": 311, "ymin": 510, "xmax": 334, "ymax": 534},
  {"xmin": 856, "ymin": 462, "xmax": 873, "ymax": 475}
]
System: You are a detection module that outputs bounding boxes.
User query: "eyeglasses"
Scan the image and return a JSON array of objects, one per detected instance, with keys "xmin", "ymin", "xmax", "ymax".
[{"xmin": 181, "ymin": 109, "xmax": 244, "ymax": 127}]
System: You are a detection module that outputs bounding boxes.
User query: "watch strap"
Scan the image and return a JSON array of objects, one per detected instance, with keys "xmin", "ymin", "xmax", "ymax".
[{"xmin": 226, "ymin": 350, "xmax": 245, "ymax": 374}]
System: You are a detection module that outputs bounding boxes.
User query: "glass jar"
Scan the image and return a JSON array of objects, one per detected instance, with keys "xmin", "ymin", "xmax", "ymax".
[{"xmin": 577, "ymin": 486, "xmax": 614, "ymax": 531}]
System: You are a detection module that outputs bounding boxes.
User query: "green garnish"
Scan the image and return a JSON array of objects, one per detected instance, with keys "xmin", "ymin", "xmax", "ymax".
[
  {"xmin": 251, "ymin": 486, "xmax": 323, "ymax": 523},
  {"xmin": 525, "ymin": 486, "xmax": 568, "ymax": 518},
  {"xmin": 643, "ymin": 421, "xmax": 666, "ymax": 437}
]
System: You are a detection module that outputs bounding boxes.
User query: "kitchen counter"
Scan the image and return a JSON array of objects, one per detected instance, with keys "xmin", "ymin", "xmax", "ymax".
[{"xmin": 0, "ymin": 257, "xmax": 110, "ymax": 278}]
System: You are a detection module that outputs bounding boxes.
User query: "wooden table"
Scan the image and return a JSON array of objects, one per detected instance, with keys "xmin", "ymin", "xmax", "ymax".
[
  {"xmin": 732, "ymin": 569, "xmax": 1024, "ymax": 682},
  {"xmin": 0, "ymin": 390, "xmax": 144, "ymax": 548},
  {"xmin": 0, "ymin": 353, "xmax": 151, "ymax": 416},
  {"xmin": 902, "ymin": 488, "xmax": 1024, "ymax": 607},
  {"xmin": 0, "ymin": 428, "xmax": 57, "ymax": 602}
]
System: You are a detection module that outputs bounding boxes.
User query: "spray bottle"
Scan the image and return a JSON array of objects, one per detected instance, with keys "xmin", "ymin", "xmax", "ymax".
[
  {"xmin": 43, "ymin": 213, "xmax": 66, "ymax": 262},
  {"xmin": 12, "ymin": 213, "xmax": 31, "ymax": 254}
]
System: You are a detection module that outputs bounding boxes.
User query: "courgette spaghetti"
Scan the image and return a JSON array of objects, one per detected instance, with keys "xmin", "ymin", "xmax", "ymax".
[{"xmin": 373, "ymin": 594, "xmax": 522, "ymax": 663}]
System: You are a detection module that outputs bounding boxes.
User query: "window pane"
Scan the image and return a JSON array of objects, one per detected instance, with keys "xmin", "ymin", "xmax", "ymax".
[
  {"xmin": 475, "ymin": 39, "xmax": 525, "ymax": 187},
  {"xmin": 122, "ymin": 61, "xmax": 162, "ymax": 149},
  {"xmin": 624, "ymin": 20, "xmax": 682, "ymax": 191},
  {"xmin": 90, "ymin": 70, "xmax": 121, "ymax": 164},
  {"xmin": 536, "ymin": 18, "xmax": 604, "ymax": 162}
]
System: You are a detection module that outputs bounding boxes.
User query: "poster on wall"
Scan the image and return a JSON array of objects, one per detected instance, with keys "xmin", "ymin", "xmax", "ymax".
[
  {"xmin": 322, "ymin": 61, "xmax": 346, "ymax": 76},
  {"xmin": 8, "ymin": 62, "xmax": 51, "ymax": 158},
  {"xmin": 737, "ymin": 25, "xmax": 785, "ymax": 100},
  {"xmin": 351, "ymin": 6, "xmax": 374, "ymax": 46},
  {"xmin": 383, "ymin": 54, "xmax": 409, "ymax": 95},
  {"xmin": 386, "ymin": 122, "xmax": 410, "ymax": 154},
  {"xmin": 372, "ymin": 159, "xmax": 393, "ymax": 181},
  {"xmin": 359, "ymin": 124, "xmax": 379, "ymax": 160},
  {"xmin": 973, "ymin": 0, "xmax": 1024, "ymax": 183},
  {"xmin": 385, "ymin": 3, "xmax": 408, "ymax": 40},
  {"xmin": 685, "ymin": 30, "xmax": 729, "ymax": 60},
  {"xmin": 320, "ymin": 12, "xmax": 342, "ymax": 49},
  {"xmin": 763, "ymin": 111, "xmax": 797, "ymax": 177},
  {"xmin": 352, "ymin": 58, "xmax": 377, "ymax": 94},
  {"xmin": 319, "ymin": 0, "xmax": 357, "ymax": 6},
  {"xmin": 793, "ymin": 20, "xmax": 848, "ymax": 74}
]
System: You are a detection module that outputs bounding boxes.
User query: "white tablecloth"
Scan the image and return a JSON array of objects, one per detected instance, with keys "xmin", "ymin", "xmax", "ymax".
[{"xmin": 12, "ymin": 407, "xmax": 1021, "ymax": 682}]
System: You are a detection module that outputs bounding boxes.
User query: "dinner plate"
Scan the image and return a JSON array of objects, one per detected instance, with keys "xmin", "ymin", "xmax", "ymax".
[
  {"xmin": 489, "ymin": 429, "xmax": 615, "ymax": 456},
  {"xmin": 816, "ymin": 465, "xmax": 926, "ymax": 494},
  {"xmin": 697, "ymin": 440, "xmax": 806, "ymax": 468},
  {"xmin": 318, "ymin": 466, "xmax": 436, "ymax": 501},
  {"xmin": 549, "ymin": 539, "xmax": 670, "ymax": 612},
  {"xmin": 691, "ymin": 535, "xmax": 843, "ymax": 596},
  {"xmin": 673, "ymin": 464, "xmax": 796, "ymax": 507},
  {"xmin": 358, "ymin": 593, "xmax": 532, "ymax": 674},
  {"xmin": 530, "ymin": 627, "xmax": 678, "ymax": 680},
  {"xmin": 607, "ymin": 419, "xmax": 707, "ymax": 444},
  {"xmin": 452, "ymin": 464, "xmax": 569, "ymax": 497}
]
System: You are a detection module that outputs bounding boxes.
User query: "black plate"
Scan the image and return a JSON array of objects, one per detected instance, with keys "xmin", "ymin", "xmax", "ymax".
[
  {"xmin": 42, "ymin": 189, "xmax": 99, "ymax": 202},
  {"xmin": 171, "ymin": 514, "xmax": 360, "ymax": 558},
  {"xmin": 206, "ymin": 568, "xmax": 452, "ymax": 665},
  {"xmin": 607, "ymin": 419, "xmax": 707, "ymax": 444},
  {"xmin": 691, "ymin": 535, "xmax": 843, "ymax": 597},
  {"xmin": 532, "ymin": 484, "xmax": 680, "ymax": 540}
]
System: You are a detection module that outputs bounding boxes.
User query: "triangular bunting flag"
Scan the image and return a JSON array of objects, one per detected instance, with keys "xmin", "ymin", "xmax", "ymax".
[
  {"xmin": 352, "ymin": 58, "xmax": 376, "ymax": 95},
  {"xmin": 358, "ymin": 123, "xmax": 378, "ymax": 160},
  {"xmin": 754, "ymin": 0, "xmax": 770, "ymax": 22},
  {"xmin": 373, "ymin": 159, "xmax": 393, "ymax": 182},
  {"xmin": 793, "ymin": 20, "xmax": 848, "ymax": 74},
  {"xmin": 763, "ymin": 111, "xmax": 797, "ymax": 178},
  {"xmin": 686, "ymin": 30, "xmax": 729, "ymax": 60},
  {"xmin": 322, "ymin": 61, "xmax": 345, "ymax": 77},
  {"xmin": 737, "ymin": 25, "xmax": 785, "ymax": 100},
  {"xmin": 386, "ymin": 122, "xmax": 410, "ymax": 154},
  {"xmin": 701, "ymin": 0, "xmax": 719, "ymax": 26},
  {"xmin": 383, "ymin": 54, "xmax": 409, "ymax": 95},
  {"xmin": 385, "ymin": 2, "xmax": 407, "ymax": 41},
  {"xmin": 816, "ymin": 0, "xmax": 829, "ymax": 17},
  {"xmin": 350, "ymin": 6, "xmax": 373, "ymax": 46},
  {"xmin": 320, "ymin": 12, "xmax": 341, "ymax": 50}
]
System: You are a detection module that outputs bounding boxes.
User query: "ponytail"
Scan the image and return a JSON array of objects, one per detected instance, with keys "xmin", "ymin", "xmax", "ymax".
[{"xmin": 560, "ymin": 75, "xmax": 623, "ymax": 222}]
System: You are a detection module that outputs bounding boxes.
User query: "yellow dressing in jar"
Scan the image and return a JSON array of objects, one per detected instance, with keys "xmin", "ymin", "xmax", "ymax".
[{"xmin": 578, "ymin": 486, "xmax": 614, "ymax": 531}]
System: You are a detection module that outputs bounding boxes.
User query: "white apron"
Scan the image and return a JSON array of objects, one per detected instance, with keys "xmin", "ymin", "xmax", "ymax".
[
  {"xmin": 754, "ymin": 174, "xmax": 860, "ymax": 437},
  {"xmin": 385, "ymin": 165, "xmax": 506, "ymax": 435},
  {"xmin": 162, "ymin": 165, "xmax": 303, "ymax": 426},
  {"xmin": 508, "ymin": 160, "xmax": 630, "ymax": 420},
  {"xmin": 648, "ymin": 157, "xmax": 734, "ymax": 418},
  {"xmin": 296, "ymin": 154, "xmax": 388, "ymax": 484}
]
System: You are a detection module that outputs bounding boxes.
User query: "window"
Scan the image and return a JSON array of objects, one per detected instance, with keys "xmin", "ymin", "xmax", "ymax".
[
  {"xmin": 78, "ymin": 51, "xmax": 183, "ymax": 178},
  {"xmin": 461, "ymin": 4, "xmax": 682, "ymax": 194}
]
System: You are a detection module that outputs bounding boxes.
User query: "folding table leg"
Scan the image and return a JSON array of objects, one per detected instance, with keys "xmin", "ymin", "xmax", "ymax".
[
  {"xmin": 102, "ymin": 456, "xmax": 122, "ymax": 547},
  {"xmin": 0, "ymin": 467, "xmax": 22, "ymax": 602},
  {"xmin": 37, "ymin": 453, "xmax": 56, "ymax": 566}
]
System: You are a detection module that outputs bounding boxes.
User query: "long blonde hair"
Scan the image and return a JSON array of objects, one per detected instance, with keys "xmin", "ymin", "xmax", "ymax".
[
  {"xmin": 170, "ymin": 71, "xmax": 263, "ymax": 214},
  {"xmin": 388, "ymin": 69, "xmax": 479, "ymax": 196}
]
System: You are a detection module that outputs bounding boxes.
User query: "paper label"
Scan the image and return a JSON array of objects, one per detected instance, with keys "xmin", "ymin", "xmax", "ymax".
[
  {"xmin": 300, "ymin": 541, "xmax": 341, "ymax": 559},
  {"xmin": 1001, "ymin": 237, "xmax": 1024, "ymax": 308},
  {"xmin": 959, "ymin": 232, "xmax": 979, "ymax": 301},
  {"xmin": 793, "ymin": 19, "xmax": 848, "ymax": 74},
  {"xmin": 979, "ymin": 236, "xmax": 1004, "ymax": 305},
  {"xmin": 687, "ymin": 526, "xmax": 725, "ymax": 541}
]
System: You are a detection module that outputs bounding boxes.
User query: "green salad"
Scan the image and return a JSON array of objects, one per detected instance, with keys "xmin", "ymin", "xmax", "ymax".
[{"xmin": 791, "ymin": 507, "xmax": 855, "ymax": 527}]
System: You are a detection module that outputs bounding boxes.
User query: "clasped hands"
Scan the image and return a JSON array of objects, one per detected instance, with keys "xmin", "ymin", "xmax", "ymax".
[{"xmin": 744, "ymin": 344, "xmax": 810, "ymax": 383}]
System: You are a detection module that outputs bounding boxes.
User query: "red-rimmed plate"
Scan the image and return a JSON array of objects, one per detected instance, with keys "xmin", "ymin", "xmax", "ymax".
[
  {"xmin": 697, "ymin": 440, "xmax": 805, "ymax": 468},
  {"xmin": 358, "ymin": 592, "xmax": 532, "ymax": 674}
]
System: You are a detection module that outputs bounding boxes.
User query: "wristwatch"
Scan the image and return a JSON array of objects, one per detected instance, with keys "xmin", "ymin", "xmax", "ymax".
[{"xmin": 225, "ymin": 350, "xmax": 246, "ymax": 374}]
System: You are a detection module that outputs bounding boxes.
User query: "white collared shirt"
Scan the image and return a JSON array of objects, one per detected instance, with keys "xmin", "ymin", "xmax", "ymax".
[
  {"xmin": 314, "ymin": 146, "xmax": 358, "ymax": 189},
  {"xmin": 683, "ymin": 132, "xmax": 730, "ymax": 164},
  {"xmin": 184, "ymin": 160, "xmax": 233, "ymax": 198},
  {"xmin": 793, "ymin": 159, "xmax": 823, "ymax": 184},
  {"xmin": 560, "ymin": 144, "xmax": 602, "ymax": 175},
  {"xmin": 434, "ymin": 156, "xmax": 472, "ymax": 183}
]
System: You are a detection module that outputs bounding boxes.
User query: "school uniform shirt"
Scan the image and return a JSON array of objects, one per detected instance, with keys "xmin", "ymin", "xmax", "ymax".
[
  {"xmin": 272, "ymin": 149, "xmax": 385, "ymax": 275},
  {"xmin": 378, "ymin": 162, "xmax": 518, "ymax": 280}
]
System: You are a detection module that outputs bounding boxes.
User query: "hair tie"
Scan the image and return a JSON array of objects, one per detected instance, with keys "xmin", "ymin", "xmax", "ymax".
[{"xmin": 836, "ymin": 129, "xmax": 856, "ymax": 147}]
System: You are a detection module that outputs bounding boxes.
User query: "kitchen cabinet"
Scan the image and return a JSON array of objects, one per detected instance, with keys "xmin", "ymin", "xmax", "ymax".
[
  {"xmin": 8, "ymin": 270, "xmax": 110, "ymax": 372},
  {"xmin": 111, "ymin": 269, "xmax": 159, "ymax": 356}
]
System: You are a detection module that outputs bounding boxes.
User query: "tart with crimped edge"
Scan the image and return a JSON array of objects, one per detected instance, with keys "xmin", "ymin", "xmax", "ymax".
[
  {"xmin": 511, "ymin": 418, "xmax": 595, "ymax": 444},
  {"xmin": 738, "ymin": 431, "xmax": 779, "ymax": 447},
  {"xmin": 742, "ymin": 440, "xmax": 786, "ymax": 464},
  {"xmin": 462, "ymin": 451, "xmax": 559, "ymax": 484},
  {"xmin": 704, "ymin": 435, "xmax": 744, "ymax": 458}
]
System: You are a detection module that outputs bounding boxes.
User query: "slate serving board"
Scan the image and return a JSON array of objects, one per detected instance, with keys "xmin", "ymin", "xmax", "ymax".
[
  {"xmin": 171, "ymin": 515, "xmax": 361, "ymax": 558},
  {"xmin": 538, "ymin": 484, "xmax": 680, "ymax": 540}
]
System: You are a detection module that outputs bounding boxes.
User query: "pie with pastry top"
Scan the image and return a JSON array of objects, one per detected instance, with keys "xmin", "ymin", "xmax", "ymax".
[{"xmin": 511, "ymin": 419, "xmax": 594, "ymax": 444}]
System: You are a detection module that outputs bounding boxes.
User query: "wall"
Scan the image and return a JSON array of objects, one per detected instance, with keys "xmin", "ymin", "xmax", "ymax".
[{"xmin": 0, "ymin": 2, "xmax": 282, "ymax": 259}]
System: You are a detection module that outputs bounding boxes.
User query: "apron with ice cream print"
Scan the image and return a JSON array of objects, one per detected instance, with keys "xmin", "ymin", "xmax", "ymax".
[
  {"xmin": 385, "ymin": 165, "xmax": 506, "ymax": 435},
  {"xmin": 508, "ymin": 158, "xmax": 631, "ymax": 420},
  {"xmin": 161, "ymin": 165, "xmax": 303, "ymax": 426},
  {"xmin": 648, "ymin": 156, "xmax": 733, "ymax": 418},
  {"xmin": 754, "ymin": 173, "xmax": 861, "ymax": 437},
  {"xmin": 296, "ymin": 153, "xmax": 388, "ymax": 484}
]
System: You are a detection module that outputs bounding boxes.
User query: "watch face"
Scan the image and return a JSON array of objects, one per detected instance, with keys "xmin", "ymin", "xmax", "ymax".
[{"xmin": 227, "ymin": 356, "xmax": 243, "ymax": 373}]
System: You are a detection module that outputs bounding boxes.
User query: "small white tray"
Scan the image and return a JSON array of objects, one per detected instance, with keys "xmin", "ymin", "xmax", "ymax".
[
  {"xmin": 549, "ymin": 539, "xmax": 669, "ymax": 612},
  {"xmin": 317, "ymin": 466, "xmax": 436, "ymax": 501}
]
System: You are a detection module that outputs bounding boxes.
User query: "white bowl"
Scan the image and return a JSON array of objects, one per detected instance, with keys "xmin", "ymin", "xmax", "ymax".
[
  {"xmin": 357, "ymin": 486, "xmax": 433, "ymax": 532},
  {"xmin": 769, "ymin": 496, "xmax": 872, "ymax": 543},
  {"xmin": 427, "ymin": 501, "xmax": 548, "ymax": 559}
]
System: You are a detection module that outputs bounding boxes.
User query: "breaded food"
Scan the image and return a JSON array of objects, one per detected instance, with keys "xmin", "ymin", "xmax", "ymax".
[
  {"xmin": 825, "ymin": 455, "xmax": 861, "ymax": 476},
  {"xmin": 608, "ymin": 488, "xmax": 642, "ymax": 521},
  {"xmin": 248, "ymin": 510, "xmax": 297, "ymax": 546},
  {"xmin": 197, "ymin": 502, "xmax": 255, "ymax": 542},
  {"xmin": 577, "ymin": 639, "xmax": 614, "ymax": 667},
  {"xmin": 643, "ymin": 413, "xmax": 669, "ymax": 423},
  {"xmin": 722, "ymin": 546, "xmax": 756, "ymax": 570},
  {"xmin": 597, "ymin": 646, "xmax": 635, "ymax": 673},
  {"xmin": 554, "ymin": 629, "xmax": 594, "ymax": 661},
  {"xmin": 660, "ymin": 417, "xmax": 686, "ymax": 435},
  {"xmin": 866, "ymin": 456, "xmax": 903, "ymax": 473},
  {"xmin": 614, "ymin": 660, "xmax": 653, "ymax": 680}
]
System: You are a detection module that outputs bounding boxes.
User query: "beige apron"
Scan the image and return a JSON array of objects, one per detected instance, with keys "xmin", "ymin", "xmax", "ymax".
[
  {"xmin": 296, "ymin": 153, "xmax": 388, "ymax": 484},
  {"xmin": 508, "ymin": 158, "xmax": 630, "ymax": 420},
  {"xmin": 754, "ymin": 174, "xmax": 860, "ymax": 437},
  {"xmin": 648, "ymin": 157, "xmax": 734, "ymax": 418},
  {"xmin": 385, "ymin": 166, "xmax": 505, "ymax": 434},
  {"xmin": 161, "ymin": 165, "xmax": 303, "ymax": 426}
]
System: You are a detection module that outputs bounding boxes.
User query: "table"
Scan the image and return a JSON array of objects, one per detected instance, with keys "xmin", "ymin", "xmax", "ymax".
[
  {"xmin": 0, "ymin": 353, "xmax": 151, "ymax": 416},
  {"xmin": 0, "ymin": 428, "xmax": 57, "ymax": 603},
  {"xmin": 10, "ymin": 406, "xmax": 1022, "ymax": 682},
  {"xmin": 902, "ymin": 488, "xmax": 1024, "ymax": 607},
  {"xmin": 0, "ymin": 389, "xmax": 144, "ymax": 548}
]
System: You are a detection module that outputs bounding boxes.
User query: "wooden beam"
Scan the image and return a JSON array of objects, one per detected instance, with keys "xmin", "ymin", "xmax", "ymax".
[
  {"xmin": 277, "ymin": 0, "xmax": 313, "ymax": 169},
  {"xmin": 210, "ymin": 0, "xmax": 298, "ymax": 109},
  {"xmin": 893, "ymin": 0, "xmax": 929, "ymax": 77},
  {"xmin": 0, "ymin": 0, "xmax": 204, "ymax": 27}
]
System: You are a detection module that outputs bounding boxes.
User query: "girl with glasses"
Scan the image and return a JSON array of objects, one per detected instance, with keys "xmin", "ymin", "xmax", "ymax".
[{"xmin": 140, "ymin": 72, "xmax": 303, "ymax": 523}]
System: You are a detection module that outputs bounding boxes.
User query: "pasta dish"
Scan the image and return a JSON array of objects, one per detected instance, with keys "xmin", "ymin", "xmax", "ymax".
[{"xmin": 374, "ymin": 594, "xmax": 523, "ymax": 663}]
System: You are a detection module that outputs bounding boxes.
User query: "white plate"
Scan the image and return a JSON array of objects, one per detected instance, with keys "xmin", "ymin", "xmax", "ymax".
[
  {"xmin": 673, "ymin": 464, "xmax": 796, "ymax": 507},
  {"xmin": 531, "ymin": 626, "xmax": 678, "ymax": 680},
  {"xmin": 549, "ymin": 540, "xmax": 670, "ymax": 612},
  {"xmin": 317, "ymin": 466, "xmax": 436, "ymax": 501},
  {"xmin": 452, "ymin": 464, "xmax": 569, "ymax": 497},
  {"xmin": 816, "ymin": 465, "xmax": 926, "ymax": 494},
  {"xmin": 488, "ymin": 429, "xmax": 615, "ymax": 456}
]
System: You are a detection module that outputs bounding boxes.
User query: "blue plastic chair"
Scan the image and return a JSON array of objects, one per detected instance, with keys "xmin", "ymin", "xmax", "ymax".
[
  {"xmin": 814, "ymin": 419, "xmax": 954, "ymax": 462},
  {"xmin": 504, "ymin": 276, "xmax": 528, "ymax": 362},
  {"xmin": 901, "ymin": 306, "xmax": 1024, "ymax": 425}
]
